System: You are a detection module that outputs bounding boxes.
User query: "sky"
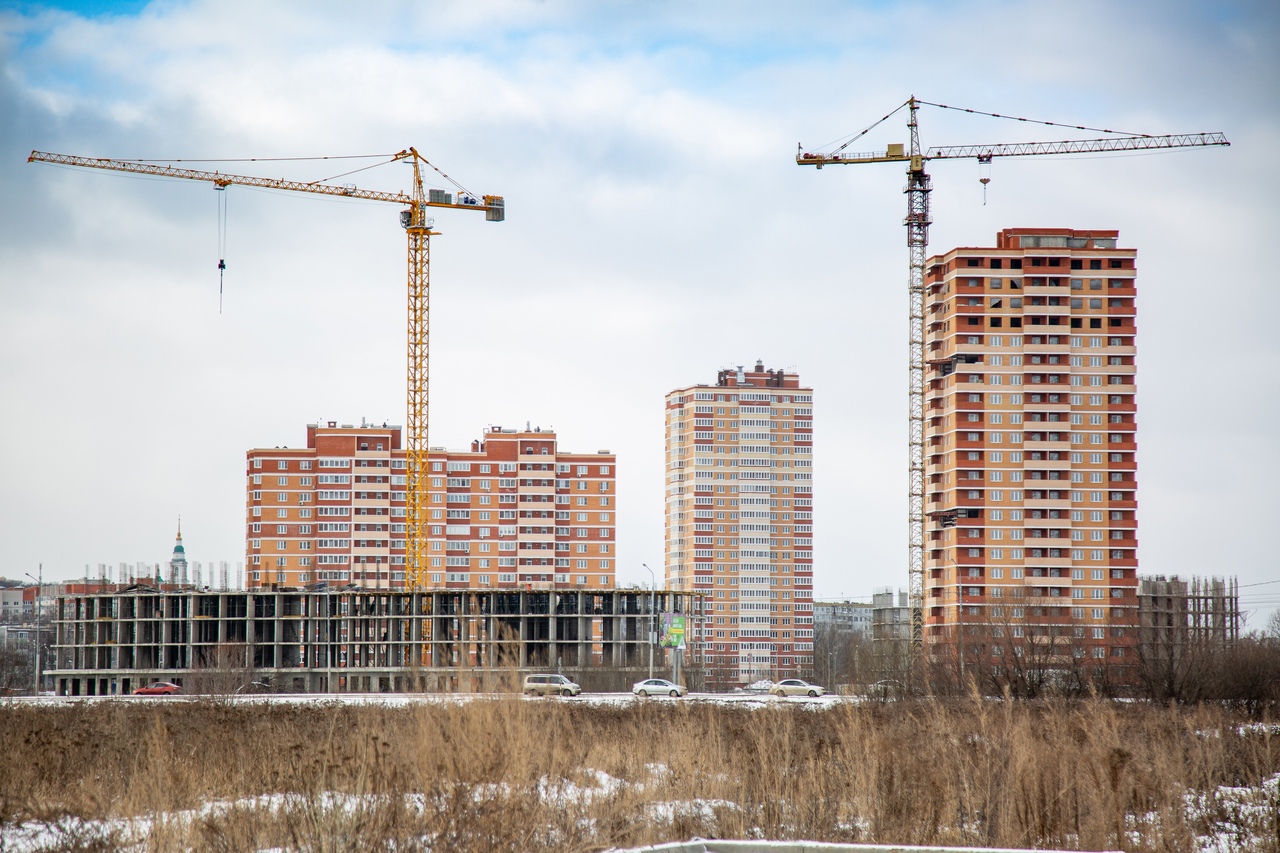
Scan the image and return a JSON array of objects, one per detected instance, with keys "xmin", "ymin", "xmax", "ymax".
[{"xmin": 1, "ymin": 0, "xmax": 1278, "ymax": 625}]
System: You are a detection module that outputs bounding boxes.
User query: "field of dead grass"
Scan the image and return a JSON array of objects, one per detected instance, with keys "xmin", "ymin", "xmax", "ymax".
[{"xmin": 1, "ymin": 696, "xmax": 1277, "ymax": 852}]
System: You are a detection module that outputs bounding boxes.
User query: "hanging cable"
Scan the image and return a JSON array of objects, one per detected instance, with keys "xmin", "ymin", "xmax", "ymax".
[{"xmin": 216, "ymin": 186, "xmax": 228, "ymax": 314}]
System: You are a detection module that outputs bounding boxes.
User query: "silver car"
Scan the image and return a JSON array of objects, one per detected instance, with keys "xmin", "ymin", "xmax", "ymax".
[
  {"xmin": 771, "ymin": 678, "xmax": 826, "ymax": 698},
  {"xmin": 632, "ymin": 678, "xmax": 687, "ymax": 698},
  {"xmin": 523, "ymin": 673, "xmax": 581, "ymax": 696}
]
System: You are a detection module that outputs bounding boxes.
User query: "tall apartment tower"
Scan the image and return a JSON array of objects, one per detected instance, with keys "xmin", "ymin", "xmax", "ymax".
[
  {"xmin": 664, "ymin": 362, "xmax": 815, "ymax": 685},
  {"xmin": 246, "ymin": 423, "xmax": 616, "ymax": 591},
  {"xmin": 923, "ymin": 228, "xmax": 1139, "ymax": 682}
]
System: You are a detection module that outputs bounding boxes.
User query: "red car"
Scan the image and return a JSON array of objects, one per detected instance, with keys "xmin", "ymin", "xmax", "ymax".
[{"xmin": 133, "ymin": 682, "xmax": 182, "ymax": 696}]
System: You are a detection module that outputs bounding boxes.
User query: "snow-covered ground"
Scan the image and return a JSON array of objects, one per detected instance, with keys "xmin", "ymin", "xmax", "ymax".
[
  {"xmin": 4, "ymin": 758, "xmax": 1276, "ymax": 852},
  {"xmin": 1, "ymin": 690, "xmax": 853, "ymax": 709}
]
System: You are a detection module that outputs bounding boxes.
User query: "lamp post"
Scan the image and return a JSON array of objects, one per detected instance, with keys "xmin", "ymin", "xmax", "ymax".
[
  {"xmin": 643, "ymin": 563, "xmax": 655, "ymax": 680},
  {"xmin": 25, "ymin": 565, "xmax": 42, "ymax": 696}
]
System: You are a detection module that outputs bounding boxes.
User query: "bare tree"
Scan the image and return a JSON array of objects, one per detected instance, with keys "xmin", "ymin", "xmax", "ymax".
[
  {"xmin": 0, "ymin": 645, "xmax": 31, "ymax": 694},
  {"xmin": 186, "ymin": 643, "xmax": 260, "ymax": 696}
]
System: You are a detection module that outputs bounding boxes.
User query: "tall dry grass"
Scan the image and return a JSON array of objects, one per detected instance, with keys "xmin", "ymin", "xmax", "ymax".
[{"xmin": 1, "ymin": 696, "xmax": 1276, "ymax": 851}]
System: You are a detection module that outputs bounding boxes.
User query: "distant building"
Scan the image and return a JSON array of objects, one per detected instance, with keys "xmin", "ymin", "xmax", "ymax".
[
  {"xmin": 246, "ymin": 423, "xmax": 616, "ymax": 592},
  {"xmin": 0, "ymin": 587, "xmax": 24, "ymax": 621},
  {"xmin": 872, "ymin": 588, "xmax": 912, "ymax": 642},
  {"xmin": 870, "ymin": 587, "xmax": 913, "ymax": 679},
  {"xmin": 813, "ymin": 600, "xmax": 873, "ymax": 639},
  {"xmin": 1138, "ymin": 575, "xmax": 1240, "ymax": 648},
  {"xmin": 0, "ymin": 623, "xmax": 35, "ymax": 650},
  {"xmin": 663, "ymin": 362, "xmax": 815, "ymax": 684}
]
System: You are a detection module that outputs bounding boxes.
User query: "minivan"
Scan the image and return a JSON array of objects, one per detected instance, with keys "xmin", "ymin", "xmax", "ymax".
[{"xmin": 522, "ymin": 673, "xmax": 581, "ymax": 697}]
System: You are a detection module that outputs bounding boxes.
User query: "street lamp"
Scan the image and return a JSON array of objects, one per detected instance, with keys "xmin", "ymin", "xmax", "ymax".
[
  {"xmin": 25, "ymin": 565, "xmax": 42, "ymax": 696},
  {"xmin": 642, "ymin": 563, "xmax": 656, "ymax": 679}
]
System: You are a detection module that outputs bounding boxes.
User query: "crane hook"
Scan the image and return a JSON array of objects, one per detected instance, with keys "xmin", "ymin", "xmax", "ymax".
[{"xmin": 978, "ymin": 154, "xmax": 993, "ymax": 205}]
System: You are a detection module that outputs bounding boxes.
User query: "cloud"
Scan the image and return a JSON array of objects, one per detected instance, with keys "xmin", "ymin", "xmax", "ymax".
[{"xmin": 0, "ymin": 0, "xmax": 1277, "ymax": 622}]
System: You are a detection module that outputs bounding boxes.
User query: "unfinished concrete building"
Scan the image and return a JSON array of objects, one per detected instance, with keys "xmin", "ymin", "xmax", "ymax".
[
  {"xmin": 1136, "ymin": 575, "xmax": 1241, "ymax": 696},
  {"xmin": 1138, "ymin": 575, "xmax": 1240, "ymax": 645},
  {"xmin": 50, "ymin": 587, "xmax": 707, "ymax": 696}
]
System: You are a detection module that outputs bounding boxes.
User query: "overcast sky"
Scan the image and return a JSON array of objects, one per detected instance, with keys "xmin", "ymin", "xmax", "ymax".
[{"xmin": 2, "ymin": 1, "xmax": 1277, "ymax": 624}]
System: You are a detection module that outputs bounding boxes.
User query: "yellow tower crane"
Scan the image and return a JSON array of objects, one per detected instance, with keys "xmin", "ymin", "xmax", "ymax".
[
  {"xmin": 28, "ymin": 148, "xmax": 504, "ymax": 590},
  {"xmin": 796, "ymin": 97, "xmax": 1228, "ymax": 660}
]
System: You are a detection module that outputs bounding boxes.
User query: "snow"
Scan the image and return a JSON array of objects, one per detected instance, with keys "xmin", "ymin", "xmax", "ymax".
[
  {"xmin": 6, "ymin": 768, "xmax": 1278, "ymax": 852},
  {"xmin": 1186, "ymin": 772, "xmax": 1280, "ymax": 853},
  {"xmin": 1, "ymin": 690, "xmax": 851, "ymax": 709}
]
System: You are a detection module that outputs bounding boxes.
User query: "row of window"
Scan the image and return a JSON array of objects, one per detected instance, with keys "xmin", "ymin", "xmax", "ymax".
[
  {"xmin": 951, "ymin": 374, "xmax": 1133, "ymax": 387},
  {"xmin": 949, "ymin": 433, "xmax": 1131, "ymax": 447},
  {"xmin": 949, "ymin": 335, "xmax": 1129, "ymax": 348},
  {"xmin": 940, "ymin": 547, "xmax": 1131, "ymax": 562}
]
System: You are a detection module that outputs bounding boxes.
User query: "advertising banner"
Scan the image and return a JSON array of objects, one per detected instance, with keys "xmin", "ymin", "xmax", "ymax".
[{"xmin": 661, "ymin": 613, "xmax": 686, "ymax": 649}]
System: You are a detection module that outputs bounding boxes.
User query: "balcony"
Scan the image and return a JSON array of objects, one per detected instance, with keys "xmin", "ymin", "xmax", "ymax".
[
  {"xmin": 1022, "ymin": 340, "xmax": 1071, "ymax": 353},
  {"xmin": 1022, "ymin": 498, "xmax": 1073, "ymax": 513},
  {"xmin": 1023, "ymin": 555, "xmax": 1072, "ymax": 568},
  {"xmin": 1024, "ymin": 440, "xmax": 1071, "ymax": 453}
]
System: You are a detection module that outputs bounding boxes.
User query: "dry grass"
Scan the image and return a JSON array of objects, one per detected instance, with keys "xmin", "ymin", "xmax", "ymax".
[{"xmin": 1, "ymin": 696, "xmax": 1277, "ymax": 851}]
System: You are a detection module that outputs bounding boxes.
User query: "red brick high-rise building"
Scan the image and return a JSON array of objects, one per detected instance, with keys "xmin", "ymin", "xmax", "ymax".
[
  {"xmin": 923, "ymin": 228, "xmax": 1139, "ymax": 686},
  {"xmin": 246, "ymin": 423, "xmax": 617, "ymax": 591}
]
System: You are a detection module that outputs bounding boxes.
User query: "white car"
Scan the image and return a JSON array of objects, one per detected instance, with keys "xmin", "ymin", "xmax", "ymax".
[
  {"xmin": 632, "ymin": 678, "xmax": 687, "ymax": 698},
  {"xmin": 771, "ymin": 678, "xmax": 826, "ymax": 698}
]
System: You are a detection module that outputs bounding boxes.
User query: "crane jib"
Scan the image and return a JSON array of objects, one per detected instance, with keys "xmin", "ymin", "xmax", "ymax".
[
  {"xmin": 796, "ymin": 132, "xmax": 1230, "ymax": 166},
  {"xmin": 26, "ymin": 151, "xmax": 506, "ymax": 216}
]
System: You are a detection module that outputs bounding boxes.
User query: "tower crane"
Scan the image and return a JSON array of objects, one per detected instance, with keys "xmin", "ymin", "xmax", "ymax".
[
  {"xmin": 796, "ymin": 97, "xmax": 1228, "ymax": 658},
  {"xmin": 28, "ymin": 148, "xmax": 504, "ymax": 590}
]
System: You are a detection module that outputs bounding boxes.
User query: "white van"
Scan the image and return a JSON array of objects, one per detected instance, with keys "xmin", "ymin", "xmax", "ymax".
[{"xmin": 522, "ymin": 673, "xmax": 581, "ymax": 696}]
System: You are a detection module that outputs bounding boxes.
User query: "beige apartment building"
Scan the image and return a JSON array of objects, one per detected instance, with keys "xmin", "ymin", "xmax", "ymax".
[
  {"xmin": 923, "ymin": 228, "xmax": 1139, "ymax": 684},
  {"xmin": 664, "ymin": 362, "xmax": 815, "ymax": 685},
  {"xmin": 246, "ymin": 423, "xmax": 616, "ymax": 592}
]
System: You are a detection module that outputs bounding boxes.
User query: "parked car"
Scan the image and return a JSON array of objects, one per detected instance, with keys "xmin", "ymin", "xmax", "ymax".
[
  {"xmin": 133, "ymin": 682, "xmax": 182, "ymax": 696},
  {"xmin": 632, "ymin": 678, "xmax": 687, "ymax": 698},
  {"xmin": 771, "ymin": 678, "xmax": 825, "ymax": 698},
  {"xmin": 522, "ymin": 673, "xmax": 581, "ymax": 697}
]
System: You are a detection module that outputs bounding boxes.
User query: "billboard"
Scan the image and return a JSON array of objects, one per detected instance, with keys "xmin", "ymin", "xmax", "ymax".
[{"xmin": 661, "ymin": 614, "xmax": 686, "ymax": 650}]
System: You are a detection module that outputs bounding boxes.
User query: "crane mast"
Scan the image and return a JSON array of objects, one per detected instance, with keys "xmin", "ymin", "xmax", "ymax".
[
  {"xmin": 403, "ymin": 155, "xmax": 436, "ymax": 592},
  {"xmin": 29, "ymin": 148, "xmax": 503, "ymax": 592},
  {"xmin": 904, "ymin": 97, "xmax": 930, "ymax": 653},
  {"xmin": 797, "ymin": 99, "xmax": 1228, "ymax": 662}
]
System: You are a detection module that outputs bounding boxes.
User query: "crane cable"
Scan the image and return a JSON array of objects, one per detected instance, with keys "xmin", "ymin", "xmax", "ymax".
[
  {"xmin": 216, "ymin": 186, "xmax": 228, "ymax": 314},
  {"xmin": 916, "ymin": 100, "xmax": 1151, "ymax": 138},
  {"xmin": 817, "ymin": 99, "xmax": 912, "ymax": 156}
]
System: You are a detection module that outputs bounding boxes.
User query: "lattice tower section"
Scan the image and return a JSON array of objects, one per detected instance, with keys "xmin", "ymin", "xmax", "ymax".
[
  {"xmin": 404, "ymin": 169, "xmax": 433, "ymax": 591},
  {"xmin": 904, "ymin": 98, "xmax": 932, "ymax": 650}
]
